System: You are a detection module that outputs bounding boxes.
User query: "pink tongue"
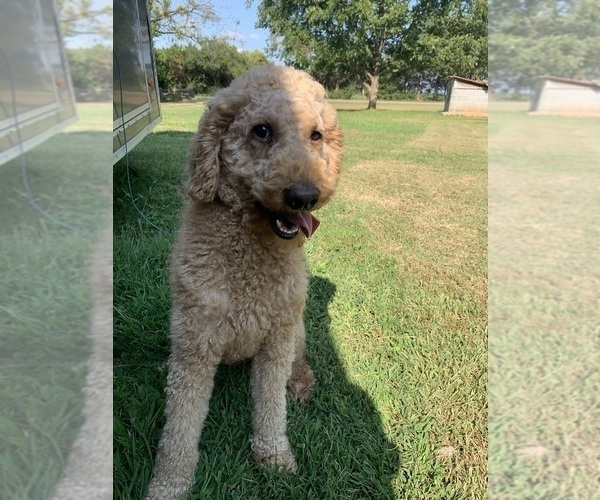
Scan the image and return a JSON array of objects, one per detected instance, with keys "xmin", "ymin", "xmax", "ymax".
[{"xmin": 285, "ymin": 212, "xmax": 320, "ymax": 238}]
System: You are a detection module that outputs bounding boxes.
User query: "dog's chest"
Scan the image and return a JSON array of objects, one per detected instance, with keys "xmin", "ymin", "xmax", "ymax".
[
  {"xmin": 214, "ymin": 241, "xmax": 308, "ymax": 362},
  {"xmin": 226, "ymin": 249, "xmax": 307, "ymax": 331},
  {"xmin": 174, "ymin": 205, "xmax": 309, "ymax": 362}
]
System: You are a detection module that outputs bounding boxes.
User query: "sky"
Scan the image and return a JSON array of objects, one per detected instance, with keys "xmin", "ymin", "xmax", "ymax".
[
  {"xmin": 63, "ymin": 0, "xmax": 112, "ymax": 48},
  {"xmin": 63, "ymin": 0, "xmax": 272, "ymax": 55},
  {"xmin": 211, "ymin": 0, "xmax": 272, "ymax": 54},
  {"xmin": 153, "ymin": 0, "xmax": 274, "ymax": 57}
]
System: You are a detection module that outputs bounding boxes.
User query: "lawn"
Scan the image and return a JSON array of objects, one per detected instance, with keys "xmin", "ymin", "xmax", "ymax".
[
  {"xmin": 113, "ymin": 101, "xmax": 487, "ymax": 498},
  {"xmin": 488, "ymin": 103, "xmax": 600, "ymax": 498},
  {"xmin": 0, "ymin": 103, "xmax": 112, "ymax": 498}
]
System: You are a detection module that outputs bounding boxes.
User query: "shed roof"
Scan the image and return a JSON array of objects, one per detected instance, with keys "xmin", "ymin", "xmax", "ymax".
[
  {"xmin": 448, "ymin": 75, "xmax": 488, "ymax": 89},
  {"xmin": 537, "ymin": 75, "xmax": 600, "ymax": 89}
]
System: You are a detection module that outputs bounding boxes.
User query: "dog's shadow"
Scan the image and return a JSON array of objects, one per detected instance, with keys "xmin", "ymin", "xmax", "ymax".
[
  {"xmin": 192, "ymin": 276, "xmax": 400, "ymax": 498},
  {"xmin": 297, "ymin": 275, "xmax": 400, "ymax": 497}
]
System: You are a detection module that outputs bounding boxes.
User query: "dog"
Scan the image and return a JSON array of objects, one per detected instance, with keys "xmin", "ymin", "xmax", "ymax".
[{"xmin": 145, "ymin": 66, "xmax": 343, "ymax": 499}]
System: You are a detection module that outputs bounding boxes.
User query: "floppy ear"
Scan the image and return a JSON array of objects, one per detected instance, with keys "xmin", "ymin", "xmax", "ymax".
[
  {"xmin": 322, "ymin": 104, "xmax": 344, "ymax": 175},
  {"xmin": 187, "ymin": 87, "xmax": 246, "ymax": 202}
]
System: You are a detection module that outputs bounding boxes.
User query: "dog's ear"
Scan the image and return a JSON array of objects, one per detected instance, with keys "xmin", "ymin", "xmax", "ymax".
[
  {"xmin": 187, "ymin": 88, "xmax": 246, "ymax": 202},
  {"xmin": 322, "ymin": 104, "xmax": 344, "ymax": 175}
]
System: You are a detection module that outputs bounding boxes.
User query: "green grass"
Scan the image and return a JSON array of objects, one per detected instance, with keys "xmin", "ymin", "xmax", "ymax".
[
  {"xmin": 0, "ymin": 103, "xmax": 111, "ymax": 498},
  {"xmin": 114, "ymin": 102, "xmax": 487, "ymax": 498},
  {"xmin": 488, "ymin": 103, "xmax": 600, "ymax": 498}
]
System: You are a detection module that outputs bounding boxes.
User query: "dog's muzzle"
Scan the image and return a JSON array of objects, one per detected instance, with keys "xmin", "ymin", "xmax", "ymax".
[
  {"xmin": 268, "ymin": 211, "xmax": 320, "ymax": 239},
  {"xmin": 267, "ymin": 184, "xmax": 321, "ymax": 239}
]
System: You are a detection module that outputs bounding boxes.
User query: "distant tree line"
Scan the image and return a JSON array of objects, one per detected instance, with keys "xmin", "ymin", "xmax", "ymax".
[
  {"xmin": 57, "ymin": 0, "xmax": 112, "ymax": 99},
  {"xmin": 66, "ymin": 45, "xmax": 112, "ymax": 97},
  {"xmin": 154, "ymin": 39, "xmax": 270, "ymax": 94},
  {"xmin": 490, "ymin": 0, "xmax": 600, "ymax": 97}
]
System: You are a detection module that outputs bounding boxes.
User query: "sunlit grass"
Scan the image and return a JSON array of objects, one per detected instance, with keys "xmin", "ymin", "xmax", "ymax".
[
  {"xmin": 114, "ymin": 103, "xmax": 487, "ymax": 498},
  {"xmin": 488, "ymin": 105, "xmax": 600, "ymax": 498}
]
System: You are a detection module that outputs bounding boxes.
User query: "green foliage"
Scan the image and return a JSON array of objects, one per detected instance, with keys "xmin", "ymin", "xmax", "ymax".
[
  {"xmin": 258, "ymin": 0, "xmax": 408, "ymax": 71},
  {"xmin": 255, "ymin": 0, "xmax": 487, "ymax": 108},
  {"xmin": 256, "ymin": 0, "xmax": 411, "ymax": 108},
  {"xmin": 377, "ymin": 85, "xmax": 418, "ymax": 101},
  {"xmin": 245, "ymin": 49, "xmax": 270, "ymax": 68},
  {"xmin": 154, "ymin": 41, "xmax": 271, "ymax": 93},
  {"xmin": 489, "ymin": 0, "xmax": 600, "ymax": 94},
  {"xmin": 407, "ymin": 0, "xmax": 488, "ymax": 80},
  {"xmin": 66, "ymin": 45, "xmax": 112, "ymax": 91},
  {"xmin": 326, "ymin": 86, "xmax": 357, "ymax": 99}
]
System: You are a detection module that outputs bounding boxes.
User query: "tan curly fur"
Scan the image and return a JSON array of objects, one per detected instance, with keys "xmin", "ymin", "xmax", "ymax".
[{"xmin": 145, "ymin": 66, "xmax": 343, "ymax": 500}]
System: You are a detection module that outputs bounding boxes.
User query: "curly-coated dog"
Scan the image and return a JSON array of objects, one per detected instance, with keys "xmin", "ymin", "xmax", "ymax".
[{"xmin": 146, "ymin": 66, "xmax": 343, "ymax": 499}]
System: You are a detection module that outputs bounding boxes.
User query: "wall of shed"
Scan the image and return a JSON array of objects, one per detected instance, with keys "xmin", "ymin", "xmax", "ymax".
[
  {"xmin": 530, "ymin": 80, "xmax": 600, "ymax": 115},
  {"xmin": 443, "ymin": 80, "xmax": 488, "ymax": 115}
]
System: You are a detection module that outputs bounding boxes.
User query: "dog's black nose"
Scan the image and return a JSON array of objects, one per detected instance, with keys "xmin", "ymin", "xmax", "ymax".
[{"xmin": 284, "ymin": 185, "xmax": 320, "ymax": 211}]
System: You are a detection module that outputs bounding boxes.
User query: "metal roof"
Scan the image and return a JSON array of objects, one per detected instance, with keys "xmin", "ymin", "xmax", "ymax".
[
  {"xmin": 537, "ymin": 75, "xmax": 600, "ymax": 89},
  {"xmin": 448, "ymin": 75, "xmax": 488, "ymax": 89}
]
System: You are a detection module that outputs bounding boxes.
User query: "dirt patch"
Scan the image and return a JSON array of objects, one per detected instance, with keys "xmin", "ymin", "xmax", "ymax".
[
  {"xmin": 411, "ymin": 120, "xmax": 488, "ymax": 154},
  {"xmin": 340, "ymin": 159, "xmax": 486, "ymax": 293}
]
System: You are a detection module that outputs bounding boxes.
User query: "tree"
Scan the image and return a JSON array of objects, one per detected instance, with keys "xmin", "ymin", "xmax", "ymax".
[
  {"xmin": 195, "ymin": 38, "xmax": 250, "ymax": 90},
  {"xmin": 489, "ymin": 0, "xmax": 600, "ymax": 96},
  {"xmin": 148, "ymin": 0, "xmax": 220, "ymax": 45},
  {"xmin": 57, "ymin": 1, "xmax": 111, "ymax": 97},
  {"xmin": 256, "ymin": 0, "xmax": 410, "ymax": 109},
  {"xmin": 245, "ymin": 49, "xmax": 270, "ymax": 68},
  {"xmin": 57, "ymin": 0, "xmax": 112, "ymax": 40},
  {"xmin": 67, "ymin": 45, "xmax": 112, "ymax": 92},
  {"xmin": 407, "ymin": 0, "xmax": 487, "ymax": 82},
  {"xmin": 155, "ymin": 42, "xmax": 271, "ymax": 93}
]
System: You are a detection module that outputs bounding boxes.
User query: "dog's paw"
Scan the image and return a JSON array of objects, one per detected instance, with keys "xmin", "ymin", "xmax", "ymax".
[
  {"xmin": 254, "ymin": 450, "xmax": 298, "ymax": 474},
  {"xmin": 287, "ymin": 359, "xmax": 315, "ymax": 403},
  {"xmin": 145, "ymin": 483, "xmax": 189, "ymax": 500},
  {"xmin": 250, "ymin": 435, "xmax": 297, "ymax": 473}
]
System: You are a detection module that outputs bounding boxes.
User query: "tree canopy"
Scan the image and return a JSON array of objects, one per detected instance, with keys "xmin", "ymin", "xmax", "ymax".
[
  {"xmin": 255, "ymin": 0, "xmax": 487, "ymax": 108},
  {"xmin": 407, "ymin": 0, "xmax": 487, "ymax": 80},
  {"xmin": 155, "ymin": 41, "xmax": 270, "ymax": 93},
  {"xmin": 257, "ymin": 0, "xmax": 410, "ymax": 109},
  {"xmin": 57, "ymin": 0, "xmax": 112, "ymax": 40},
  {"xmin": 489, "ymin": 0, "xmax": 600, "ymax": 95},
  {"xmin": 67, "ymin": 45, "xmax": 112, "ymax": 92},
  {"xmin": 148, "ymin": 0, "xmax": 221, "ymax": 45}
]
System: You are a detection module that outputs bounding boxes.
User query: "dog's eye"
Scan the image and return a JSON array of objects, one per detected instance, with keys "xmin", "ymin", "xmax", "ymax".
[
  {"xmin": 253, "ymin": 124, "xmax": 272, "ymax": 142},
  {"xmin": 310, "ymin": 131, "xmax": 322, "ymax": 141}
]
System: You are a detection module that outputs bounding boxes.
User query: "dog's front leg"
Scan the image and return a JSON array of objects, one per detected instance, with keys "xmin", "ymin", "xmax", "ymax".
[
  {"xmin": 287, "ymin": 321, "xmax": 315, "ymax": 403},
  {"xmin": 249, "ymin": 343, "xmax": 297, "ymax": 473},
  {"xmin": 146, "ymin": 356, "xmax": 218, "ymax": 500}
]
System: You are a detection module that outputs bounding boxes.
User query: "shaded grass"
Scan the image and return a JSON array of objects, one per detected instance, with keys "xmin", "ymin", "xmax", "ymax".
[
  {"xmin": 114, "ymin": 103, "xmax": 487, "ymax": 498},
  {"xmin": 0, "ymin": 103, "xmax": 112, "ymax": 497}
]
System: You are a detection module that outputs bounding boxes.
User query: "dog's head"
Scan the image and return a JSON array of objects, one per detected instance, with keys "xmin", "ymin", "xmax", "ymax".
[{"xmin": 188, "ymin": 66, "xmax": 343, "ymax": 242}]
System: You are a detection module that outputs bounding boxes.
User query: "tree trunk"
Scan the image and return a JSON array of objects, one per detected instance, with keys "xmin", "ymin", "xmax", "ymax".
[{"xmin": 363, "ymin": 72, "xmax": 380, "ymax": 110}]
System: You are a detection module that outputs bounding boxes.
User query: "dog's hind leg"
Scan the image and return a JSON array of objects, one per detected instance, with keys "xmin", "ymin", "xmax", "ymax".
[{"xmin": 146, "ymin": 357, "xmax": 218, "ymax": 500}]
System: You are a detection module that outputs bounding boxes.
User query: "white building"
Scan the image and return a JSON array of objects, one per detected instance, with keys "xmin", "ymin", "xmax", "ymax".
[
  {"xmin": 530, "ymin": 76, "xmax": 600, "ymax": 116},
  {"xmin": 443, "ymin": 76, "xmax": 488, "ymax": 116}
]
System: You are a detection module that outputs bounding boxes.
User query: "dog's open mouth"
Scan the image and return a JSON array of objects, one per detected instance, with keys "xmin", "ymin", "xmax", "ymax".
[{"xmin": 268, "ymin": 211, "xmax": 320, "ymax": 240}]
